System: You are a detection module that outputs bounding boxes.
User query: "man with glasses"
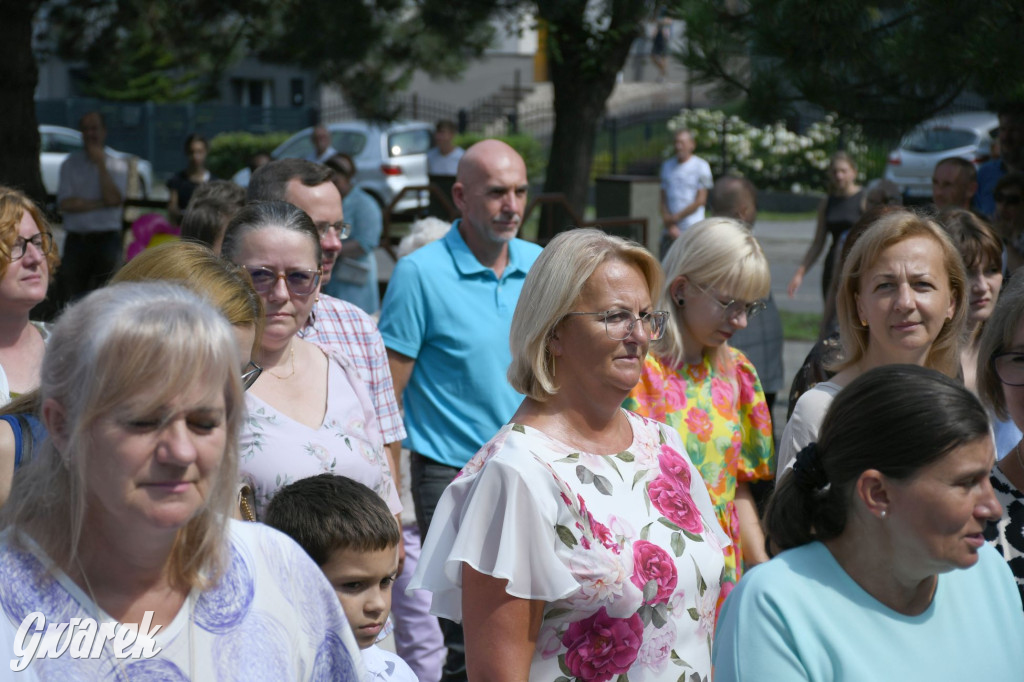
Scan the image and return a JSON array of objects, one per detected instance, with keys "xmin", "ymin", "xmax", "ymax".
[{"xmin": 378, "ymin": 139, "xmax": 542, "ymax": 682}]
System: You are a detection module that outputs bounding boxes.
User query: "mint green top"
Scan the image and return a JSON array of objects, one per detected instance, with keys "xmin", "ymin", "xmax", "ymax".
[{"xmin": 713, "ymin": 542, "xmax": 1024, "ymax": 680}]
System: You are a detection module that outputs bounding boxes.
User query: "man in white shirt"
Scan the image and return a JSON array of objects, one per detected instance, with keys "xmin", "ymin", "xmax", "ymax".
[
  {"xmin": 659, "ymin": 128, "xmax": 713, "ymax": 257},
  {"xmin": 306, "ymin": 125, "xmax": 338, "ymax": 164},
  {"xmin": 425, "ymin": 120, "xmax": 464, "ymax": 176},
  {"xmin": 56, "ymin": 111, "xmax": 128, "ymax": 304}
]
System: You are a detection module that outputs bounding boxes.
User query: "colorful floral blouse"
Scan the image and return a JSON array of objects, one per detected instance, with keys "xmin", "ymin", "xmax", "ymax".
[
  {"xmin": 624, "ymin": 348, "xmax": 774, "ymax": 605},
  {"xmin": 410, "ymin": 410, "xmax": 728, "ymax": 682}
]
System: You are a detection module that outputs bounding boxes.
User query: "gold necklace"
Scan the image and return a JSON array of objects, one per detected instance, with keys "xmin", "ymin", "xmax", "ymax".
[{"xmin": 265, "ymin": 346, "xmax": 296, "ymax": 380}]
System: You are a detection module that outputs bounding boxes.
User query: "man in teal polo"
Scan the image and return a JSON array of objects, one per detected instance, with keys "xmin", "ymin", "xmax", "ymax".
[{"xmin": 378, "ymin": 139, "xmax": 541, "ymax": 681}]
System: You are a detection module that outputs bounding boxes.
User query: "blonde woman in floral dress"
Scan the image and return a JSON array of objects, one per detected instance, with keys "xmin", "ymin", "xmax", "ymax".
[
  {"xmin": 412, "ymin": 229, "xmax": 727, "ymax": 682},
  {"xmin": 625, "ymin": 218, "xmax": 774, "ymax": 608}
]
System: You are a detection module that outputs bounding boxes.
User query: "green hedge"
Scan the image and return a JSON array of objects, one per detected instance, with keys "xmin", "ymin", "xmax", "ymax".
[
  {"xmin": 454, "ymin": 133, "xmax": 546, "ymax": 184},
  {"xmin": 207, "ymin": 131, "xmax": 294, "ymax": 180}
]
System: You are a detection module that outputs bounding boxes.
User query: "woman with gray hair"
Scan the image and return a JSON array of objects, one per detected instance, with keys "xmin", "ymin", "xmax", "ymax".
[
  {"xmin": 411, "ymin": 228, "xmax": 726, "ymax": 681},
  {"xmin": 0, "ymin": 282, "xmax": 361, "ymax": 678},
  {"xmin": 221, "ymin": 201, "xmax": 399, "ymax": 521}
]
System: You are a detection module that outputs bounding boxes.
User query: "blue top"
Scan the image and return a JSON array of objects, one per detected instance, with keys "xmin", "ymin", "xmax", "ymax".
[
  {"xmin": 713, "ymin": 541, "xmax": 1024, "ymax": 681},
  {"xmin": 0, "ymin": 414, "xmax": 45, "ymax": 470},
  {"xmin": 974, "ymin": 159, "xmax": 1006, "ymax": 218},
  {"xmin": 324, "ymin": 186, "xmax": 382, "ymax": 315},
  {"xmin": 378, "ymin": 222, "xmax": 542, "ymax": 468}
]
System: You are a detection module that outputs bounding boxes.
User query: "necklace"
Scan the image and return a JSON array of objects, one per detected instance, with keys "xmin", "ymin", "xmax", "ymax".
[{"xmin": 265, "ymin": 346, "xmax": 296, "ymax": 380}]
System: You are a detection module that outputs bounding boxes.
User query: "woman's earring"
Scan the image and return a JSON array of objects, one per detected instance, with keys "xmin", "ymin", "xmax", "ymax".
[
  {"xmin": 676, "ymin": 297, "xmax": 685, "ymax": 308},
  {"xmin": 880, "ymin": 510, "xmax": 887, "ymax": 520}
]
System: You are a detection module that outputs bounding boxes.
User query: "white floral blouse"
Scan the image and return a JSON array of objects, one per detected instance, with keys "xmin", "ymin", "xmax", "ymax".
[{"xmin": 411, "ymin": 410, "xmax": 728, "ymax": 682}]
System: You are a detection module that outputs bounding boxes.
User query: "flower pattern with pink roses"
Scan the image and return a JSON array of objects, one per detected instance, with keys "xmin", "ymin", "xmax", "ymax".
[{"xmin": 531, "ymin": 419, "xmax": 719, "ymax": 682}]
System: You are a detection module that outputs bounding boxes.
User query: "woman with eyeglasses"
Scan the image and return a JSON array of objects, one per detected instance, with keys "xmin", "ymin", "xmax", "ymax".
[
  {"xmin": 624, "ymin": 217, "xmax": 774, "ymax": 610},
  {"xmin": 778, "ymin": 211, "xmax": 967, "ymax": 475},
  {"xmin": 0, "ymin": 187, "xmax": 59, "ymax": 408},
  {"xmin": 411, "ymin": 229, "xmax": 727, "ymax": 681},
  {"xmin": 976, "ymin": 274, "xmax": 1024, "ymax": 606},
  {"xmin": 221, "ymin": 201, "xmax": 399, "ymax": 520}
]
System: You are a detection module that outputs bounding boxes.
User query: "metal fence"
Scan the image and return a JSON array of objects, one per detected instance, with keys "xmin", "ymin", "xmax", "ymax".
[{"xmin": 36, "ymin": 98, "xmax": 316, "ymax": 178}]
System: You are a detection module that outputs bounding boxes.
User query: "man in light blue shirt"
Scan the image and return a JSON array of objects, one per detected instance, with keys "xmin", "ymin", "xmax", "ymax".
[
  {"xmin": 659, "ymin": 128, "xmax": 713, "ymax": 257},
  {"xmin": 378, "ymin": 139, "xmax": 541, "ymax": 681}
]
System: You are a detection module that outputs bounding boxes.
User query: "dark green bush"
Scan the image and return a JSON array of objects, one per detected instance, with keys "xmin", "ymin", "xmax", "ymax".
[{"xmin": 207, "ymin": 131, "xmax": 293, "ymax": 179}]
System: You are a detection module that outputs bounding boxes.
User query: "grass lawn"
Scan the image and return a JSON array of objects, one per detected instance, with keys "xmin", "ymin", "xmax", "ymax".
[{"xmin": 779, "ymin": 310, "xmax": 822, "ymax": 341}]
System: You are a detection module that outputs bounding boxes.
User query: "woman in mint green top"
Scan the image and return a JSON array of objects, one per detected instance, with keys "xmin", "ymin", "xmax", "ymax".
[{"xmin": 714, "ymin": 365, "xmax": 1024, "ymax": 680}]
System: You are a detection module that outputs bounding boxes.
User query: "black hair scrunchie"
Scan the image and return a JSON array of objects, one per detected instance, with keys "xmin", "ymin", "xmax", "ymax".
[{"xmin": 792, "ymin": 443, "xmax": 829, "ymax": 492}]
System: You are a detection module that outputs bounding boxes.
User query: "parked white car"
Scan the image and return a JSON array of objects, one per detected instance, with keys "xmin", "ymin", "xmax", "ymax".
[
  {"xmin": 39, "ymin": 124, "xmax": 154, "ymax": 198},
  {"xmin": 250, "ymin": 120, "xmax": 434, "ymax": 214},
  {"xmin": 884, "ymin": 111, "xmax": 998, "ymax": 200}
]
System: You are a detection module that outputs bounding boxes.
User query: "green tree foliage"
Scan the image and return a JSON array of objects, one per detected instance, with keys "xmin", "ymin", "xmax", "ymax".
[
  {"xmin": 42, "ymin": 0, "xmax": 260, "ymax": 102},
  {"xmin": 672, "ymin": 0, "xmax": 1024, "ymax": 138},
  {"xmin": 252, "ymin": 0, "xmax": 507, "ymax": 120}
]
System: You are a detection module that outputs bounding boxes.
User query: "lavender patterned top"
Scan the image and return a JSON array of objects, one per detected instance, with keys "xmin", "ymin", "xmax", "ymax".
[{"xmin": 0, "ymin": 521, "xmax": 362, "ymax": 680}]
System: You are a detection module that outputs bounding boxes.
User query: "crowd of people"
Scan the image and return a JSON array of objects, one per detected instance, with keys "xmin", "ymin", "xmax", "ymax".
[{"xmin": 2, "ymin": 104, "xmax": 1024, "ymax": 681}]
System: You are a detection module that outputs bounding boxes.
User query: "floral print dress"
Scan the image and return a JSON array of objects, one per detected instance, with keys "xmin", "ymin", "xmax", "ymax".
[
  {"xmin": 624, "ymin": 348, "xmax": 774, "ymax": 606},
  {"xmin": 411, "ymin": 410, "xmax": 728, "ymax": 682},
  {"xmin": 239, "ymin": 350, "xmax": 400, "ymax": 519}
]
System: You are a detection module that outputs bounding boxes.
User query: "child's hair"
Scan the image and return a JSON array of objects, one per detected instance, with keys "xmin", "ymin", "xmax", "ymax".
[{"xmin": 264, "ymin": 474, "xmax": 400, "ymax": 565}]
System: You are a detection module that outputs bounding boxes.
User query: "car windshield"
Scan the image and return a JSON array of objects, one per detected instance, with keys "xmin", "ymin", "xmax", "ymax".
[
  {"xmin": 902, "ymin": 127, "xmax": 979, "ymax": 153},
  {"xmin": 332, "ymin": 131, "xmax": 367, "ymax": 156},
  {"xmin": 388, "ymin": 129, "xmax": 432, "ymax": 157}
]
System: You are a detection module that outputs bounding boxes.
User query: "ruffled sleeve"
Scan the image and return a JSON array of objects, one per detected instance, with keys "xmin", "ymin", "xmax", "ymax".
[
  {"xmin": 731, "ymin": 348, "xmax": 775, "ymax": 482},
  {"xmin": 408, "ymin": 443, "xmax": 582, "ymax": 622}
]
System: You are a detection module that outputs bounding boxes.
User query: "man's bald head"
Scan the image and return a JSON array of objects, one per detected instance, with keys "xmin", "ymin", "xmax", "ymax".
[
  {"xmin": 711, "ymin": 176, "xmax": 758, "ymax": 227},
  {"xmin": 452, "ymin": 139, "xmax": 529, "ymax": 255}
]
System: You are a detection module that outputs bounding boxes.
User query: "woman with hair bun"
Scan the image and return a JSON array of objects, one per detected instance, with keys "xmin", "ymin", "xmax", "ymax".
[{"xmin": 714, "ymin": 364, "xmax": 1024, "ymax": 680}]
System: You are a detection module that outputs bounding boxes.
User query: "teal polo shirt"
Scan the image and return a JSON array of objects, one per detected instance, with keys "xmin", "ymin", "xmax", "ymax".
[{"xmin": 379, "ymin": 222, "xmax": 543, "ymax": 468}]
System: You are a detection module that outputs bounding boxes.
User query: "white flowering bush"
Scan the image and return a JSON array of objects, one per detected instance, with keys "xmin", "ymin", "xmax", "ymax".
[{"xmin": 666, "ymin": 110, "xmax": 870, "ymax": 192}]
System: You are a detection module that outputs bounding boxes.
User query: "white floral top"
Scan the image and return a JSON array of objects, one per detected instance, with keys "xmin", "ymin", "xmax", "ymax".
[
  {"xmin": 239, "ymin": 350, "xmax": 400, "ymax": 520},
  {"xmin": 410, "ymin": 410, "xmax": 728, "ymax": 682}
]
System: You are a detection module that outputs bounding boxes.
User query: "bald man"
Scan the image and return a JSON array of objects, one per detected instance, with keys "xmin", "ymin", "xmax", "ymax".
[{"xmin": 378, "ymin": 140, "xmax": 542, "ymax": 681}]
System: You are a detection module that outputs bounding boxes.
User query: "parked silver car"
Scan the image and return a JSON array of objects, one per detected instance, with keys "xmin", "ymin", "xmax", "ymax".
[
  {"xmin": 884, "ymin": 111, "xmax": 998, "ymax": 200},
  {"xmin": 39, "ymin": 124, "xmax": 154, "ymax": 198},
  {"xmin": 260, "ymin": 120, "xmax": 434, "ymax": 214}
]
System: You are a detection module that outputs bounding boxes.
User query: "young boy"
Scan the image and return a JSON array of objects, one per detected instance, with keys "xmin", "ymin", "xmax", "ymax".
[{"xmin": 265, "ymin": 474, "xmax": 418, "ymax": 682}]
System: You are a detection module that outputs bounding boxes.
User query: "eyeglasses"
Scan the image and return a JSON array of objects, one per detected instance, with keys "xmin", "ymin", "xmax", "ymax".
[
  {"xmin": 693, "ymin": 282, "xmax": 766, "ymax": 319},
  {"xmin": 10, "ymin": 232, "xmax": 54, "ymax": 261},
  {"xmin": 564, "ymin": 309, "xmax": 669, "ymax": 341},
  {"xmin": 241, "ymin": 361, "xmax": 262, "ymax": 391},
  {"xmin": 994, "ymin": 192, "xmax": 1022, "ymax": 206},
  {"xmin": 244, "ymin": 266, "xmax": 322, "ymax": 296},
  {"xmin": 314, "ymin": 221, "xmax": 352, "ymax": 240},
  {"xmin": 992, "ymin": 352, "xmax": 1024, "ymax": 386}
]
